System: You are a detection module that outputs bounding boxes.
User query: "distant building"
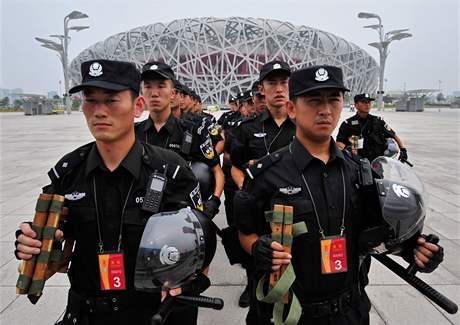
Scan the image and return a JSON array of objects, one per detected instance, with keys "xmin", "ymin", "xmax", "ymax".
[
  {"xmin": 47, "ymin": 91, "xmax": 58, "ymax": 99},
  {"xmin": 70, "ymin": 17, "xmax": 379, "ymax": 105}
]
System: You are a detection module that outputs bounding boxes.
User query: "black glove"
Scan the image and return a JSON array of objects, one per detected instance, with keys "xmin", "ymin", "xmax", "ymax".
[
  {"xmin": 418, "ymin": 234, "xmax": 444, "ymax": 273},
  {"xmin": 251, "ymin": 234, "xmax": 273, "ymax": 274},
  {"xmin": 398, "ymin": 148, "xmax": 408, "ymax": 161},
  {"xmin": 203, "ymin": 195, "xmax": 221, "ymax": 219},
  {"xmin": 181, "ymin": 272, "xmax": 211, "ymax": 295}
]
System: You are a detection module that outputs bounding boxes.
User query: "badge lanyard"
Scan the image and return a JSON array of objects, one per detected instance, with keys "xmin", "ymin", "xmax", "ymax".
[
  {"xmin": 92, "ymin": 176, "xmax": 135, "ymax": 253},
  {"xmin": 289, "ymin": 144, "xmax": 349, "ymax": 274},
  {"xmin": 262, "ymin": 120, "xmax": 285, "ymax": 155},
  {"xmin": 288, "ymin": 144, "xmax": 347, "ymax": 239}
]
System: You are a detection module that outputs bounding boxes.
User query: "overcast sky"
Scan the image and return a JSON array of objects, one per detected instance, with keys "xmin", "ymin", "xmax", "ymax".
[{"xmin": 1, "ymin": 0, "xmax": 459, "ymax": 95}]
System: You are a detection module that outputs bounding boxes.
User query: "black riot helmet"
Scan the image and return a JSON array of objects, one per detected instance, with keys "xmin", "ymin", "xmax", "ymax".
[
  {"xmin": 134, "ymin": 207, "xmax": 217, "ymax": 291},
  {"xmin": 383, "ymin": 138, "xmax": 399, "ymax": 159},
  {"xmin": 369, "ymin": 157, "xmax": 426, "ymax": 254},
  {"xmin": 190, "ymin": 161, "xmax": 215, "ymax": 200}
]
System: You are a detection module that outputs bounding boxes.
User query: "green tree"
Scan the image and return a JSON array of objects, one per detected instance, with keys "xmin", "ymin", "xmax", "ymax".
[
  {"xmin": 436, "ymin": 92, "xmax": 445, "ymax": 102},
  {"xmin": 13, "ymin": 99, "xmax": 24, "ymax": 108},
  {"xmin": 0, "ymin": 96, "xmax": 10, "ymax": 107}
]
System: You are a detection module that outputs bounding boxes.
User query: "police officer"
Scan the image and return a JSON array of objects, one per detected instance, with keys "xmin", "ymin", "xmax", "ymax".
[
  {"xmin": 230, "ymin": 60, "xmax": 296, "ymax": 190},
  {"xmin": 217, "ymin": 94, "xmax": 240, "ymax": 129},
  {"xmin": 240, "ymin": 90, "xmax": 257, "ymax": 117},
  {"xmin": 230, "ymin": 60, "xmax": 296, "ymax": 312},
  {"xmin": 14, "ymin": 60, "xmax": 208, "ymax": 325},
  {"xmin": 251, "ymin": 81, "xmax": 267, "ymax": 115},
  {"xmin": 234, "ymin": 65, "xmax": 443, "ymax": 325},
  {"xmin": 135, "ymin": 61, "xmax": 223, "ymax": 220},
  {"xmin": 336, "ymin": 93, "xmax": 408, "ymax": 163}
]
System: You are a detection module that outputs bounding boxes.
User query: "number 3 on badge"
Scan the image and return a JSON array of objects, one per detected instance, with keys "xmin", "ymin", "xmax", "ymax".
[
  {"xmin": 320, "ymin": 236, "xmax": 348, "ymax": 274},
  {"xmin": 98, "ymin": 252, "xmax": 126, "ymax": 290}
]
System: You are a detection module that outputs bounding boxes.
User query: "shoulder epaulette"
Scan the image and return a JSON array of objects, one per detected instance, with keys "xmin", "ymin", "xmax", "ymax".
[
  {"xmin": 142, "ymin": 144, "xmax": 182, "ymax": 180},
  {"xmin": 47, "ymin": 142, "xmax": 93, "ymax": 183},
  {"xmin": 244, "ymin": 148, "xmax": 285, "ymax": 180}
]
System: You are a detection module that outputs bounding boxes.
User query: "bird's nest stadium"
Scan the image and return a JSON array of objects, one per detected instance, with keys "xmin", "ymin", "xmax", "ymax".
[{"xmin": 69, "ymin": 17, "xmax": 379, "ymax": 105}]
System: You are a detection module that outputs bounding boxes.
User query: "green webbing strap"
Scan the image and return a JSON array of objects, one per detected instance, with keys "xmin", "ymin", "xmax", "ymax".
[
  {"xmin": 49, "ymin": 248, "xmax": 64, "ymax": 263},
  {"xmin": 256, "ymin": 221, "xmax": 308, "ymax": 325},
  {"xmin": 273, "ymin": 293, "xmax": 302, "ymax": 325},
  {"xmin": 41, "ymin": 226, "xmax": 56, "ymax": 240},
  {"xmin": 292, "ymin": 222, "xmax": 308, "ymax": 237},
  {"xmin": 256, "ymin": 263, "xmax": 296, "ymax": 303},
  {"xmin": 31, "ymin": 225, "xmax": 44, "ymax": 241}
]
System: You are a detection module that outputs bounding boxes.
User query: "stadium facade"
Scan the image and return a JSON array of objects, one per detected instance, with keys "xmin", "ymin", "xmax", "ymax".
[{"xmin": 69, "ymin": 17, "xmax": 379, "ymax": 105}]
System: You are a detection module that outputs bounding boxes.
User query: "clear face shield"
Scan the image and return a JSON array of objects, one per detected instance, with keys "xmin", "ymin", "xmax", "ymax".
[
  {"xmin": 369, "ymin": 157, "xmax": 426, "ymax": 254},
  {"xmin": 134, "ymin": 207, "xmax": 216, "ymax": 291}
]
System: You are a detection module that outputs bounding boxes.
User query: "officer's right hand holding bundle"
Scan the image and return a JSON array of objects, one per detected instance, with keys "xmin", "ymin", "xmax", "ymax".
[{"xmin": 251, "ymin": 235, "xmax": 291, "ymax": 275}]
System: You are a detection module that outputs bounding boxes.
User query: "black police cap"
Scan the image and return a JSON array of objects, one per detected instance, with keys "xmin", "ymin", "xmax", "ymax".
[
  {"xmin": 241, "ymin": 90, "xmax": 254, "ymax": 102},
  {"xmin": 289, "ymin": 65, "xmax": 349, "ymax": 99},
  {"xmin": 354, "ymin": 93, "xmax": 375, "ymax": 102},
  {"xmin": 251, "ymin": 81, "xmax": 261, "ymax": 96},
  {"xmin": 175, "ymin": 81, "xmax": 186, "ymax": 93},
  {"xmin": 258, "ymin": 60, "xmax": 291, "ymax": 82},
  {"xmin": 69, "ymin": 59, "xmax": 140, "ymax": 94},
  {"xmin": 228, "ymin": 94, "xmax": 237, "ymax": 103},
  {"xmin": 141, "ymin": 61, "xmax": 175, "ymax": 81}
]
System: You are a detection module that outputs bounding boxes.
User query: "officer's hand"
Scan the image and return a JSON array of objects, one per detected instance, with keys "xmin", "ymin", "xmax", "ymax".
[
  {"xmin": 414, "ymin": 236, "xmax": 444, "ymax": 273},
  {"xmin": 203, "ymin": 195, "xmax": 221, "ymax": 219},
  {"xmin": 15, "ymin": 222, "xmax": 64, "ymax": 260},
  {"xmin": 161, "ymin": 288, "xmax": 182, "ymax": 301},
  {"xmin": 252, "ymin": 235, "xmax": 291, "ymax": 274},
  {"xmin": 271, "ymin": 241, "xmax": 292, "ymax": 272},
  {"xmin": 398, "ymin": 148, "xmax": 408, "ymax": 162}
]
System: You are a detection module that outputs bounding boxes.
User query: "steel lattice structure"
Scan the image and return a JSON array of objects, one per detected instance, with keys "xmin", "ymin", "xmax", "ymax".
[{"xmin": 69, "ymin": 17, "xmax": 379, "ymax": 104}]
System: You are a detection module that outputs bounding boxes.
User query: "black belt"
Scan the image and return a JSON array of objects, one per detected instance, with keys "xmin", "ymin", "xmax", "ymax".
[
  {"xmin": 69, "ymin": 289, "xmax": 158, "ymax": 315},
  {"xmin": 301, "ymin": 288, "xmax": 358, "ymax": 318}
]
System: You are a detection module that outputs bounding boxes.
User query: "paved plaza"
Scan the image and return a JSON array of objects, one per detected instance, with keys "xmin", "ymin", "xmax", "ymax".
[{"xmin": 0, "ymin": 108, "xmax": 459, "ymax": 324}]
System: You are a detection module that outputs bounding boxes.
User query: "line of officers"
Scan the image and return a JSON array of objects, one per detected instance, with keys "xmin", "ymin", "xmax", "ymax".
[{"xmin": 14, "ymin": 58, "xmax": 443, "ymax": 325}]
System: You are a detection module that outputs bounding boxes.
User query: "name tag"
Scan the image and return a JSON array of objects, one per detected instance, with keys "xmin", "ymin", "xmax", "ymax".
[
  {"xmin": 357, "ymin": 138, "xmax": 364, "ymax": 149},
  {"xmin": 98, "ymin": 252, "xmax": 126, "ymax": 290},
  {"xmin": 320, "ymin": 236, "xmax": 348, "ymax": 274}
]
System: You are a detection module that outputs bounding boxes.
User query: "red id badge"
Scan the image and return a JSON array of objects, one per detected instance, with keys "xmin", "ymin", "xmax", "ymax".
[
  {"xmin": 98, "ymin": 252, "xmax": 126, "ymax": 290},
  {"xmin": 320, "ymin": 236, "xmax": 348, "ymax": 274}
]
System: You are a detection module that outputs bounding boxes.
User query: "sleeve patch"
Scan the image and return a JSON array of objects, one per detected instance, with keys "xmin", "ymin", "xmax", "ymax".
[{"xmin": 190, "ymin": 183, "xmax": 204, "ymax": 211}]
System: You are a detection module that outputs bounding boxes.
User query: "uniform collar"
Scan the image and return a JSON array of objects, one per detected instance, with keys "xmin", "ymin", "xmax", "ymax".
[
  {"xmin": 260, "ymin": 109, "xmax": 295, "ymax": 126},
  {"xmin": 290, "ymin": 137, "xmax": 345, "ymax": 171},
  {"xmin": 85, "ymin": 139, "xmax": 143, "ymax": 179},
  {"xmin": 143, "ymin": 113, "xmax": 177, "ymax": 135}
]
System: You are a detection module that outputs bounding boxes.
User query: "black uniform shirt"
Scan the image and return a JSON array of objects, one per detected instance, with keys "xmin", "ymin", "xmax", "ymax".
[
  {"xmin": 135, "ymin": 114, "xmax": 219, "ymax": 167},
  {"xmin": 231, "ymin": 110, "xmax": 296, "ymax": 169},
  {"xmin": 235, "ymin": 137, "xmax": 373, "ymax": 302},
  {"xmin": 336, "ymin": 114, "xmax": 396, "ymax": 161},
  {"xmin": 45, "ymin": 139, "xmax": 201, "ymax": 296},
  {"xmin": 135, "ymin": 114, "xmax": 183, "ymax": 152}
]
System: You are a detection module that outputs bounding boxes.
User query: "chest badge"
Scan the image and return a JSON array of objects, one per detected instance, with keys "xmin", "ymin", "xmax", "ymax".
[
  {"xmin": 351, "ymin": 120, "xmax": 359, "ymax": 125},
  {"xmin": 279, "ymin": 186, "xmax": 302, "ymax": 195},
  {"xmin": 64, "ymin": 191, "xmax": 86, "ymax": 201},
  {"xmin": 254, "ymin": 132, "xmax": 267, "ymax": 138}
]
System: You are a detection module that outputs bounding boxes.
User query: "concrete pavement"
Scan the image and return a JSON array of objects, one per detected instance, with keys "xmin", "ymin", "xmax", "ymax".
[{"xmin": 1, "ymin": 108, "xmax": 459, "ymax": 324}]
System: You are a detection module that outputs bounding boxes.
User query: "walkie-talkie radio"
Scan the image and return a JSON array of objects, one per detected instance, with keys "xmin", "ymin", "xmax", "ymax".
[
  {"xmin": 181, "ymin": 130, "xmax": 193, "ymax": 156},
  {"xmin": 142, "ymin": 169, "xmax": 167, "ymax": 214}
]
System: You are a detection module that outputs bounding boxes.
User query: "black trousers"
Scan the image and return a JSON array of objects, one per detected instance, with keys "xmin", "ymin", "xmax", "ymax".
[
  {"xmin": 246, "ymin": 288, "xmax": 371, "ymax": 325},
  {"xmin": 60, "ymin": 289, "xmax": 198, "ymax": 325}
]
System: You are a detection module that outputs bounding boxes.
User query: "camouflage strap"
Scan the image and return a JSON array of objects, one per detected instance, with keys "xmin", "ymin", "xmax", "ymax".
[
  {"xmin": 27, "ymin": 195, "xmax": 65, "ymax": 304},
  {"xmin": 16, "ymin": 193, "xmax": 53, "ymax": 294},
  {"xmin": 256, "ymin": 212, "xmax": 308, "ymax": 325}
]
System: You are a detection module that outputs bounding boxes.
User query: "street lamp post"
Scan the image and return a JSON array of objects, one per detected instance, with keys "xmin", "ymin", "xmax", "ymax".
[
  {"xmin": 35, "ymin": 11, "xmax": 89, "ymax": 114},
  {"xmin": 358, "ymin": 12, "xmax": 412, "ymax": 110}
]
